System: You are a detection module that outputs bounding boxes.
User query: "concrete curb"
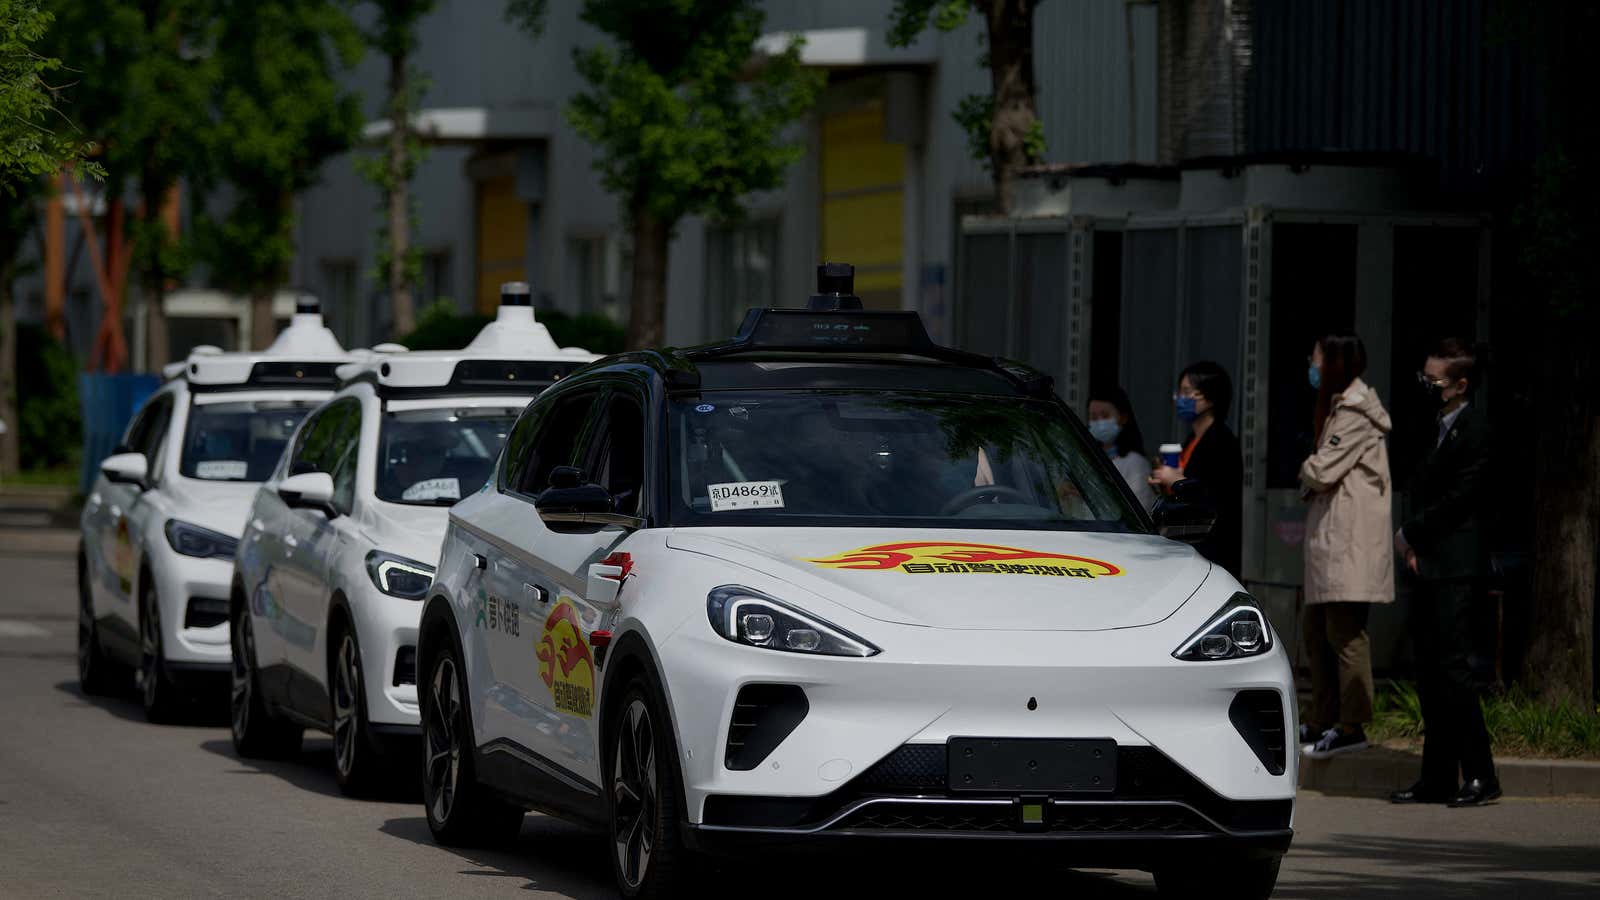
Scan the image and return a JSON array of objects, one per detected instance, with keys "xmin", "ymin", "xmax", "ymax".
[
  {"xmin": 0, "ymin": 528, "xmax": 79, "ymax": 557},
  {"xmin": 1298, "ymin": 745, "xmax": 1600, "ymax": 798}
]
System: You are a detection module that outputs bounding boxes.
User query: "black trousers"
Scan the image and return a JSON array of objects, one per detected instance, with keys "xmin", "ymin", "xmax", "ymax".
[{"xmin": 1410, "ymin": 579, "xmax": 1497, "ymax": 788}]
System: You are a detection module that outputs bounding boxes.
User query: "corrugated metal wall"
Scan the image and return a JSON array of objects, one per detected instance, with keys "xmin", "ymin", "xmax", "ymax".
[{"xmin": 1247, "ymin": 0, "xmax": 1541, "ymax": 194}]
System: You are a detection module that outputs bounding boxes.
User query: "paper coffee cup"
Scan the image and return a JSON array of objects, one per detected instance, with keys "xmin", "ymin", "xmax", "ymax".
[{"xmin": 1159, "ymin": 443, "xmax": 1183, "ymax": 468}]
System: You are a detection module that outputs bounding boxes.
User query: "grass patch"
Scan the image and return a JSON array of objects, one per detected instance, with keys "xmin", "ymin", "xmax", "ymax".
[{"xmin": 1366, "ymin": 681, "xmax": 1600, "ymax": 760}]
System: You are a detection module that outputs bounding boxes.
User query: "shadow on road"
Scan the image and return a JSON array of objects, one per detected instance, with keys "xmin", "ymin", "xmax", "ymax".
[
  {"xmin": 1279, "ymin": 833, "xmax": 1600, "ymax": 898},
  {"xmin": 198, "ymin": 737, "xmax": 422, "ymax": 804},
  {"xmin": 378, "ymin": 811, "xmax": 1159, "ymax": 898},
  {"xmin": 52, "ymin": 679, "xmax": 229, "ymax": 728}
]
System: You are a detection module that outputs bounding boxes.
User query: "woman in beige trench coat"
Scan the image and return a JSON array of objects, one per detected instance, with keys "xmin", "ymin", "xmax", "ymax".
[{"xmin": 1299, "ymin": 332, "xmax": 1394, "ymax": 760}]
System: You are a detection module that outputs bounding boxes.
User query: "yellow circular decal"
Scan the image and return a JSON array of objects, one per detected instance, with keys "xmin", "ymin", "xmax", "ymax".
[{"xmin": 536, "ymin": 598, "xmax": 595, "ymax": 718}]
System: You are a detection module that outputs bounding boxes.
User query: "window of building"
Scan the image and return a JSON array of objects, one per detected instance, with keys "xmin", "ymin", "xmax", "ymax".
[
  {"xmin": 704, "ymin": 218, "xmax": 779, "ymax": 339},
  {"xmin": 420, "ymin": 249, "xmax": 452, "ymax": 306}
]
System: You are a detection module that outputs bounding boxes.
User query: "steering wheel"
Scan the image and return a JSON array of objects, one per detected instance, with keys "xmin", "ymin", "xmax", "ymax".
[{"xmin": 939, "ymin": 484, "xmax": 1033, "ymax": 516}]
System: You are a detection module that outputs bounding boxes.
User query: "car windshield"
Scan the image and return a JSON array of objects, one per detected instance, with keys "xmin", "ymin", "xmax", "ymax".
[
  {"xmin": 180, "ymin": 399, "xmax": 318, "ymax": 482},
  {"xmin": 377, "ymin": 406, "xmax": 520, "ymax": 506},
  {"xmin": 668, "ymin": 391, "xmax": 1147, "ymax": 531}
]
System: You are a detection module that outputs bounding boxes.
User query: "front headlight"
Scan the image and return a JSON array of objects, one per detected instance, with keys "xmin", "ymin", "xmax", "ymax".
[
  {"xmin": 706, "ymin": 586, "xmax": 879, "ymax": 657},
  {"xmin": 164, "ymin": 520, "xmax": 239, "ymax": 560},
  {"xmin": 365, "ymin": 550, "xmax": 435, "ymax": 600},
  {"xmin": 1172, "ymin": 592, "xmax": 1274, "ymax": 661}
]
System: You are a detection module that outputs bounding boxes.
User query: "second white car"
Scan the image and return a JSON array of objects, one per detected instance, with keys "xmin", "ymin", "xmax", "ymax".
[{"xmin": 229, "ymin": 283, "xmax": 596, "ymax": 794}]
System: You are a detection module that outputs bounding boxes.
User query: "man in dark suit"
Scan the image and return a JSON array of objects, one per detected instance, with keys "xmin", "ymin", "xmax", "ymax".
[{"xmin": 1390, "ymin": 338, "xmax": 1500, "ymax": 807}]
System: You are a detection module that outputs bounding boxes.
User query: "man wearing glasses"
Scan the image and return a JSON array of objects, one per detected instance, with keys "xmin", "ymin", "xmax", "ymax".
[{"xmin": 1390, "ymin": 338, "xmax": 1500, "ymax": 808}]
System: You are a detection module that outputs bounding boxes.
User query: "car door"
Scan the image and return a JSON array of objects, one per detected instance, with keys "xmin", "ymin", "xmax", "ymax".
[
  {"xmin": 521, "ymin": 389, "xmax": 649, "ymax": 782},
  {"xmin": 467, "ymin": 386, "xmax": 610, "ymax": 772},
  {"xmin": 86, "ymin": 393, "xmax": 168, "ymax": 655},
  {"xmin": 279, "ymin": 398, "xmax": 360, "ymax": 713},
  {"xmin": 108, "ymin": 393, "xmax": 175, "ymax": 639}
]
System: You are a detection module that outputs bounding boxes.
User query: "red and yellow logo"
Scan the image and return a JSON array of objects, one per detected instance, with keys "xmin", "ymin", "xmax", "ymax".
[
  {"xmin": 808, "ymin": 542, "xmax": 1123, "ymax": 579},
  {"xmin": 536, "ymin": 598, "xmax": 595, "ymax": 717}
]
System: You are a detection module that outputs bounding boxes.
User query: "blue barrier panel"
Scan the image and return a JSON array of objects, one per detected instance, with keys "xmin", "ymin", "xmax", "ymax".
[{"xmin": 79, "ymin": 372, "xmax": 161, "ymax": 493}]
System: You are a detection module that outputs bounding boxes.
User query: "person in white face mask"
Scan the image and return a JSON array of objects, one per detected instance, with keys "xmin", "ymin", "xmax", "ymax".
[{"xmin": 1087, "ymin": 386, "xmax": 1157, "ymax": 511}]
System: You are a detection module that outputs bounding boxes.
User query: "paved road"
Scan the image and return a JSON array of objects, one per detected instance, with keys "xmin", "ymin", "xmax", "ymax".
[{"xmin": 2, "ymin": 529, "xmax": 1597, "ymax": 899}]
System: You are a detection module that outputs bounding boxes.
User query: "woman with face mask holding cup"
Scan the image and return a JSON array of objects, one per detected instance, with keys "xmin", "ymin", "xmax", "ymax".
[
  {"xmin": 1150, "ymin": 361, "xmax": 1244, "ymax": 579},
  {"xmin": 1087, "ymin": 386, "xmax": 1158, "ymax": 510}
]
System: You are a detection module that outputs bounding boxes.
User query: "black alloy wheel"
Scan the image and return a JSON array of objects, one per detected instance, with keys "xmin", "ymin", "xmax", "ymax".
[
  {"xmin": 139, "ymin": 582, "xmax": 181, "ymax": 722},
  {"xmin": 77, "ymin": 552, "xmax": 125, "ymax": 695},
  {"xmin": 331, "ymin": 628, "xmax": 381, "ymax": 796},
  {"xmin": 605, "ymin": 679, "xmax": 696, "ymax": 899},
  {"xmin": 230, "ymin": 609, "xmax": 302, "ymax": 758},
  {"xmin": 420, "ymin": 642, "xmax": 523, "ymax": 846}
]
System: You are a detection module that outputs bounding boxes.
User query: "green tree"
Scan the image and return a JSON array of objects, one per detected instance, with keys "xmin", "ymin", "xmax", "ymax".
[
  {"xmin": 1, "ymin": 0, "xmax": 97, "ymax": 475},
  {"xmin": 195, "ymin": 0, "xmax": 362, "ymax": 349},
  {"xmin": 1510, "ymin": 1, "xmax": 1600, "ymax": 706},
  {"xmin": 888, "ymin": 0, "xmax": 1045, "ymax": 212},
  {"xmin": 0, "ymin": 0, "xmax": 98, "ymax": 190},
  {"xmin": 45, "ymin": 0, "xmax": 217, "ymax": 370},
  {"xmin": 565, "ymin": 0, "xmax": 822, "ymax": 349}
]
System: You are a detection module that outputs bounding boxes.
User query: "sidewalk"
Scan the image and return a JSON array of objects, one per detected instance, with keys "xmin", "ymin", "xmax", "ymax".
[
  {"xmin": 1300, "ymin": 745, "xmax": 1600, "ymax": 798},
  {"xmin": 0, "ymin": 485, "xmax": 80, "ymax": 555}
]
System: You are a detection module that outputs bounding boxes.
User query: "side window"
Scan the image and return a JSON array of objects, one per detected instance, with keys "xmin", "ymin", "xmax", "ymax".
[
  {"xmin": 288, "ymin": 402, "xmax": 349, "ymax": 476},
  {"xmin": 516, "ymin": 390, "xmax": 601, "ymax": 496},
  {"xmin": 498, "ymin": 403, "xmax": 542, "ymax": 492},
  {"xmin": 325, "ymin": 402, "xmax": 362, "ymax": 514},
  {"xmin": 591, "ymin": 394, "xmax": 646, "ymax": 516},
  {"xmin": 135, "ymin": 396, "xmax": 175, "ymax": 484}
]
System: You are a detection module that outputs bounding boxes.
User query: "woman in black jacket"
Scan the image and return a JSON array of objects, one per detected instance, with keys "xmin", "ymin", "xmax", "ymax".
[{"xmin": 1150, "ymin": 361, "xmax": 1244, "ymax": 579}]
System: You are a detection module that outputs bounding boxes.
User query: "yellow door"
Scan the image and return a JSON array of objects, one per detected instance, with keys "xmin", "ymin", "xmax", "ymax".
[
  {"xmin": 819, "ymin": 100, "xmax": 904, "ymax": 309},
  {"xmin": 476, "ymin": 175, "xmax": 527, "ymax": 313}
]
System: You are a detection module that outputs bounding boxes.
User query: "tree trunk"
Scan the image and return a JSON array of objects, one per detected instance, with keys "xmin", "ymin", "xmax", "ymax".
[
  {"xmin": 625, "ymin": 200, "xmax": 670, "ymax": 350},
  {"xmin": 0, "ymin": 258, "xmax": 20, "ymax": 477},
  {"xmin": 984, "ymin": 0, "xmax": 1041, "ymax": 214},
  {"xmin": 386, "ymin": 49, "xmax": 415, "ymax": 338},
  {"xmin": 1524, "ymin": 321, "xmax": 1600, "ymax": 706},
  {"xmin": 141, "ymin": 172, "xmax": 171, "ymax": 370},
  {"xmin": 249, "ymin": 286, "xmax": 276, "ymax": 351}
]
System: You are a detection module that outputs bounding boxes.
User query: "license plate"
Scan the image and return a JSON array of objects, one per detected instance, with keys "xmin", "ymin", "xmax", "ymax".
[{"xmin": 947, "ymin": 738, "xmax": 1117, "ymax": 793}]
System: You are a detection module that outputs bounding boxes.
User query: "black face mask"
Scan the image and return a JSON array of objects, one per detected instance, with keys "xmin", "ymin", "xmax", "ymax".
[{"xmin": 1422, "ymin": 381, "xmax": 1444, "ymax": 407}]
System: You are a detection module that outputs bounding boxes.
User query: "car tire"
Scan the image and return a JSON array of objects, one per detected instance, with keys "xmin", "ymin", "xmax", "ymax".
[
  {"xmin": 139, "ymin": 579, "xmax": 183, "ymax": 723},
  {"xmin": 230, "ymin": 607, "xmax": 303, "ymax": 758},
  {"xmin": 421, "ymin": 637, "xmax": 523, "ymax": 846},
  {"xmin": 330, "ymin": 625, "xmax": 384, "ymax": 797},
  {"xmin": 1155, "ymin": 853, "xmax": 1281, "ymax": 899},
  {"xmin": 78, "ymin": 551, "xmax": 128, "ymax": 696},
  {"xmin": 604, "ymin": 677, "xmax": 699, "ymax": 899}
]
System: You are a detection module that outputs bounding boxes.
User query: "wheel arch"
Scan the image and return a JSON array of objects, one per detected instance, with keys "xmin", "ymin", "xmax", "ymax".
[{"xmin": 598, "ymin": 629, "xmax": 691, "ymax": 822}]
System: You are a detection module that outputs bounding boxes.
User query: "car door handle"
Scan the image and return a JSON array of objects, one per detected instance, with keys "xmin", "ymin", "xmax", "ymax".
[
  {"xmin": 523, "ymin": 583, "xmax": 550, "ymax": 605},
  {"xmin": 473, "ymin": 553, "xmax": 487, "ymax": 570},
  {"xmin": 284, "ymin": 534, "xmax": 299, "ymax": 549}
]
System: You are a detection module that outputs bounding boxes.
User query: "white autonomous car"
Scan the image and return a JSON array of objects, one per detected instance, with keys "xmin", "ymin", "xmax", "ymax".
[
  {"xmin": 228, "ymin": 283, "xmax": 596, "ymax": 793},
  {"xmin": 415, "ymin": 265, "xmax": 1297, "ymax": 898},
  {"xmin": 78, "ymin": 300, "xmax": 350, "ymax": 720}
]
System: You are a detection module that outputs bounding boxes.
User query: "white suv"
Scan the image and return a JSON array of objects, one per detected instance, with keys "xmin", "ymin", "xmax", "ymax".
[
  {"xmin": 78, "ymin": 303, "xmax": 350, "ymax": 721},
  {"xmin": 228, "ymin": 284, "xmax": 596, "ymax": 794}
]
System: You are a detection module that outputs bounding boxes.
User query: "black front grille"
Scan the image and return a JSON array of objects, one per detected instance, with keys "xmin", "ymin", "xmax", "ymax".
[
  {"xmin": 837, "ymin": 803, "xmax": 1014, "ymax": 832},
  {"xmin": 724, "ymin": 684, "xmax": 808, "ymax": 771},
  {"xmin": 184, "ymin": 596, "xmax": 228, "ymax": 629},
  {"xmin": 1229, "ymin": 690, "xmax": 1288, "ymax": 776},
  {"xmin": 393, "ymin": 645, "xmax": 417, "ymax": 687}
]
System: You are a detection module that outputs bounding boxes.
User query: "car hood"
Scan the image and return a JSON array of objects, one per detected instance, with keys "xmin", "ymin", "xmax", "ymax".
[
  {"xmin": 361, "ymin": 502, "xmax": 450, "ymax": 567},
  {"xmin": 165, "ymin": 479, "xmax": 267, "ymax": 537},
  {"xmin": 664, "ymin": 527, "xmax": 1212, "ymax": 631}
]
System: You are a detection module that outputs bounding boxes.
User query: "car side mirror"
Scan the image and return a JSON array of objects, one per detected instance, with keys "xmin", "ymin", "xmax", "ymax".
[
  {"xmin": 279, "ymin": 471, "xmax": 338, "ymax": 518},
  {"xmin": 1155, "ymin": 478, "xmax": 1216, "ymax": 545},
  {"xmin": 536, "ymin": 470, "xmax": 643, "ymax": 530},
  {"xmin": 101, "ymin": 452, "xmax": 149, "ymax": 489}
]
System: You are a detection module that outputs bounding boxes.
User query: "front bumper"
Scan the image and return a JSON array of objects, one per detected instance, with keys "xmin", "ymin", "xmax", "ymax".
[
  {"xmin": 348, "ymin": 581, "xmax": 422, "ymax": 727},
  {"xmin": 149, "ymin": 551, "xmax": 234, "ymax": 666},
  {"xmin": 657, "ymin": 612, "xmax": 1298, "ymax": 822}
]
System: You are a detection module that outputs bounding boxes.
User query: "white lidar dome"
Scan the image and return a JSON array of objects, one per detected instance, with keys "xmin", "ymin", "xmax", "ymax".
[{"xmin": 264, "ymin": 305, "xmax": 345, "ymax": 357}]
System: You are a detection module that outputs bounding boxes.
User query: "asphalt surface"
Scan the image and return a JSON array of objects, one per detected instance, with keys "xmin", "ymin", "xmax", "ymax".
[{"xmin": 2, "ymin": 528, "xmax": 1597, "ymax": 899}]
